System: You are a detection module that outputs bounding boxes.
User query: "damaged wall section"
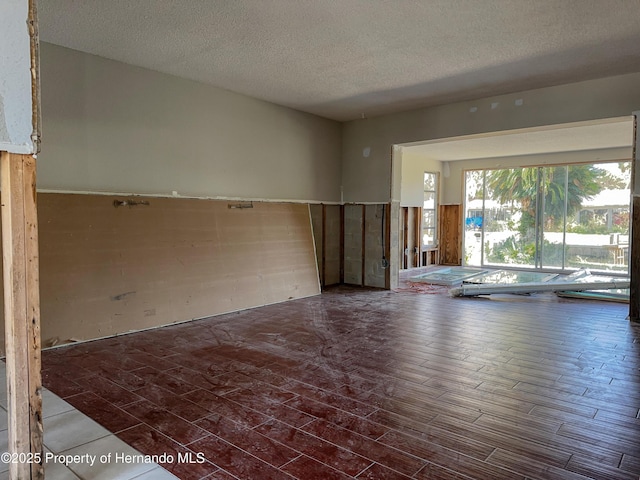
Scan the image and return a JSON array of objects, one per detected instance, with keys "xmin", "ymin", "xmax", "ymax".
[
  {"xmin": 342, "ymin": 204, "xmax": 389, "ymax": 288},
  {"xmin": 0, "ymin": 193, "xmax": 321, "ymax": 354}
]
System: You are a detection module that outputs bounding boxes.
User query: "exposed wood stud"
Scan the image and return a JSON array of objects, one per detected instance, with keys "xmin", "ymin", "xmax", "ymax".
[
  {"xmin": 321, "ymin": 204, "xmax": 326, "ymax": 288},
  {"xmin": 402, "ymin": 207, "xmax": 408, "ymax": 269},
  {"xmin": 339, "ymin": 205, "xmax": 345, "ymax": 284},
  {"xmin": 361, "ymin": 205, "xmax": 366, "ymax": 286},
  {"xmin": 1, "ymin": 152, "xmax": 44, "ymax": 480},
  {"xmin": 385, "ymin": 203, "xmax": 391, "ymax": 289}
]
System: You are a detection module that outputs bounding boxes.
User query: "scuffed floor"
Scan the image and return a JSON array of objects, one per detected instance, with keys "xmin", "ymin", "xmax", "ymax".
[{"xmin": 41, "ymin": 281, "xmax": 640, "ymax": 479}]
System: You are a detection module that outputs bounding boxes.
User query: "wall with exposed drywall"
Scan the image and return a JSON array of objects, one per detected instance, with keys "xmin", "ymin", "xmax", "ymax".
[
  {"xmin": 37, "ymin": 43, "xmax": 342, "ymax": 203},
  {"xmin": 0, "ymin": 193, "xmax": 320, "ymax": 355}
]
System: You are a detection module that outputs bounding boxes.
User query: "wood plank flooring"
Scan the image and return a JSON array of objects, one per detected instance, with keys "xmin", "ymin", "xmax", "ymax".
[{"xmin": 41, "ymin": 275, "xmax": 640, "ymax": 479}]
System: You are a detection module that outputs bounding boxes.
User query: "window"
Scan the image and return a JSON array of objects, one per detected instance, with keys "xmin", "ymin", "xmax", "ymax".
[
  {"xmin": 463, "ymin": 161, "xmax": 631, "ymax": 273},
  {"xmin": 423, "ymin": 172, "xmax": 438, "ymax": 247}
]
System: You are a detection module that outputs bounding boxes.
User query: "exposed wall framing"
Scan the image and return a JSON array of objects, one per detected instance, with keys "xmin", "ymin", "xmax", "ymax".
[
  {"xmin": 439, "ymin": 204, "xmax": 462, "ymax": 265},
  {"xmin": 342, "ymin": 203, "xmax": 390, "ymax": 288},
  {"xmin": 309, "ymin": 204, "xmax": 342, "ymax": 288}
]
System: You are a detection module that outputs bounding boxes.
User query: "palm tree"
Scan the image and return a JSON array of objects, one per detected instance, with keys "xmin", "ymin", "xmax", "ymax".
[{"xmin": 486, "ymin": 165, "xmax": 607, "ymax": 235}]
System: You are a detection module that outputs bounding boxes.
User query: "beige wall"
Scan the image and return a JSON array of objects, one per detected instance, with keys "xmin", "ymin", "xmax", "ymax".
[
  {"xmin": 400, "ymin": 149, "xmax": 443, "ymax": 207},
  {"xmin": 343, "ymin": 73, "xmax": 640, "ymax": 203},
  {"xmin": 38, "ymin": 43, "xmax": 342, "ymax": 203}
]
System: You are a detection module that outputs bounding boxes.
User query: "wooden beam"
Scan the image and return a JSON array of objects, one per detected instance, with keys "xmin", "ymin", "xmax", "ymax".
[{"xmin": 1, "ymin": 152, "xmax": 44, "ymax": 480}]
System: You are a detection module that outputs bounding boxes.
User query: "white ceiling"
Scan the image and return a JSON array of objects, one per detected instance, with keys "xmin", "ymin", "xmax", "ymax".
[{"xmin": 38, "ymin": 0, "xmax": 640, "ymax": 122}]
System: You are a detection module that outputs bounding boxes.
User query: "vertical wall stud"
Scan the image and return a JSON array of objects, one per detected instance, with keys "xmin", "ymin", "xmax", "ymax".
[{"xmin": 1, "ymin": 152, "xmax": 44, "ymax": 480}]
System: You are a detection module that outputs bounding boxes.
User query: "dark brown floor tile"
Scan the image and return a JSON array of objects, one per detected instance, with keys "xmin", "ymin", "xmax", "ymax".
[
  {"xmin": 355, "ymin": 462, "xmax": 413, "ymax": 479},
  {"xmin": 620, "ymin": 453, "xmax": 640, "ymax": 476},
  {"xmin": 566, "ymin": 454, "xmax": 638, "ymax": 480},
  {"xmin": 117, "ymin": 424, "xmax": 218, "ymax": 480},
  {"xmin": 378, "ymin": 427, "xmax": 494, "ymax": 463},
  {"xmin": 413, "ymin": 462, "xmax": 481, "ymax": 480},
  {"xmin": 134, "ymin": 384, "xmax": 211, "ymax": 422},
  {"xmin": 286, "ymin": 396, "xmax": 388, "ymax": 439},
  {"xmin": 189, "ymin": 434, "xmax": 294, "ymax": 480},
  {"xmin": 40, "ymin": 283, "xmax": 640, "ymax": 480},
  {"xmin": 487, "ymin": 448, "xmax": 593, "ymax": 480},
  {"xmin": 202, "ymin": 469, "xmax": 239, "ymax": 480},
  {"xmin": 195, "ymin": 415, "xmax": 298, "ymax": 467},
  {"xmin": 163, "ymin": 366, "xmax": 240, "ymax": 395},
  {"xmin": 64, "ymin": 392, "xmax": 141, "ymax": 433},
  {"xmin": 223, "ymin": 384, "xmax": 296, "ymax": 410},
  {"xmin": 74, "ymin": 374, "xmax": 143, "ymax": 406},
  {"xmin": 123, "ymin": 399, "xmax": 210, "ymax": 445},
  {"xmin": 255, "ymin": 419, "xmax": 372, "ymax": 476},
  {"xmin": 132, "ymin": 366, "xmax": 201, "ymax": 395},
  {"xmin": 126, "ymin": 350, "xmax": 180, "ymax": 370},
  {"xmin": 432, "ymin": 412, "xmax": 621, "ymax": 469},
  {"xmin": 258, "ymin": 403, "xmax": 316, "ymax": 428},
  {"xmin": 281, "ymin": 455, "xmax": 352, "ymax": 480},
  {"xmin": 300, "ymin": 419, "xmax": 425, "ymax": 476},
  {"xmin": 283, "ymin": 380, "xmax": 377, "ymax": 417},
  {"xmin": 182, "ymin": 389, "xmax": 269, "ymax": 427},
  {"xmin": 41, "ymin": 370, "xmax": 84, "ymax": 398}
]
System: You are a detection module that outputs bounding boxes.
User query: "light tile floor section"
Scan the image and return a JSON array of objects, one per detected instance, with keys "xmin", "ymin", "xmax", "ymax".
[{"xmin": 0, "ymin": 363, "xmax": 178, "ymax": 480}]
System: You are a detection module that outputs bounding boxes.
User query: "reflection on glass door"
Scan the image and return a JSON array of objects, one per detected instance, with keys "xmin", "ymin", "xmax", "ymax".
[{"xmin": 464, "ymin": 161, "xmax": 630, "ymax": 273}]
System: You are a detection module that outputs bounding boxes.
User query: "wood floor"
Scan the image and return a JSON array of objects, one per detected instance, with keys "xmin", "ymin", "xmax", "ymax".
[{"xmin": 42, "ymin": 275, "xmax": 640, "ymax": 479}]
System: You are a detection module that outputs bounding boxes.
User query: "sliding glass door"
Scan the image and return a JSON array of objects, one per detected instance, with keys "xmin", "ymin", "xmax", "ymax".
[{"xmin": 464, "ymin": 162, "xmax": 630, "ymax": 273}]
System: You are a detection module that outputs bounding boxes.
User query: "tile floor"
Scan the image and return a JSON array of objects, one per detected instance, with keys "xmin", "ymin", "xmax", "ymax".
[
  {"xmin": 0, "ymin": 362, "xmax": 177, "ymax": 480},
  {"xmin": 38, "ymin": 273, "xmax": 640, "ymax": 479}
]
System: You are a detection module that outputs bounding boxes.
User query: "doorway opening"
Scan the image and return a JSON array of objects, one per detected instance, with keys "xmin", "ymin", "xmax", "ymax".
[{"xmin": 391, "ymin": 116, "xmax": 635, "ymax": 287}]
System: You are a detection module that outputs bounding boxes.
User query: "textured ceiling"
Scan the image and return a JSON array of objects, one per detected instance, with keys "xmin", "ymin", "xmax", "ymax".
[{"xmin": 38, "ymin": 0, "xmax": 640, "ymax": 121}]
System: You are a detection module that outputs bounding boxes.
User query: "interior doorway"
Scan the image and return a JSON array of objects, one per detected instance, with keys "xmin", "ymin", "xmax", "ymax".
[{"xmin": 391, "ymin": 116, "xmax": 635, "ymax": 286}]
